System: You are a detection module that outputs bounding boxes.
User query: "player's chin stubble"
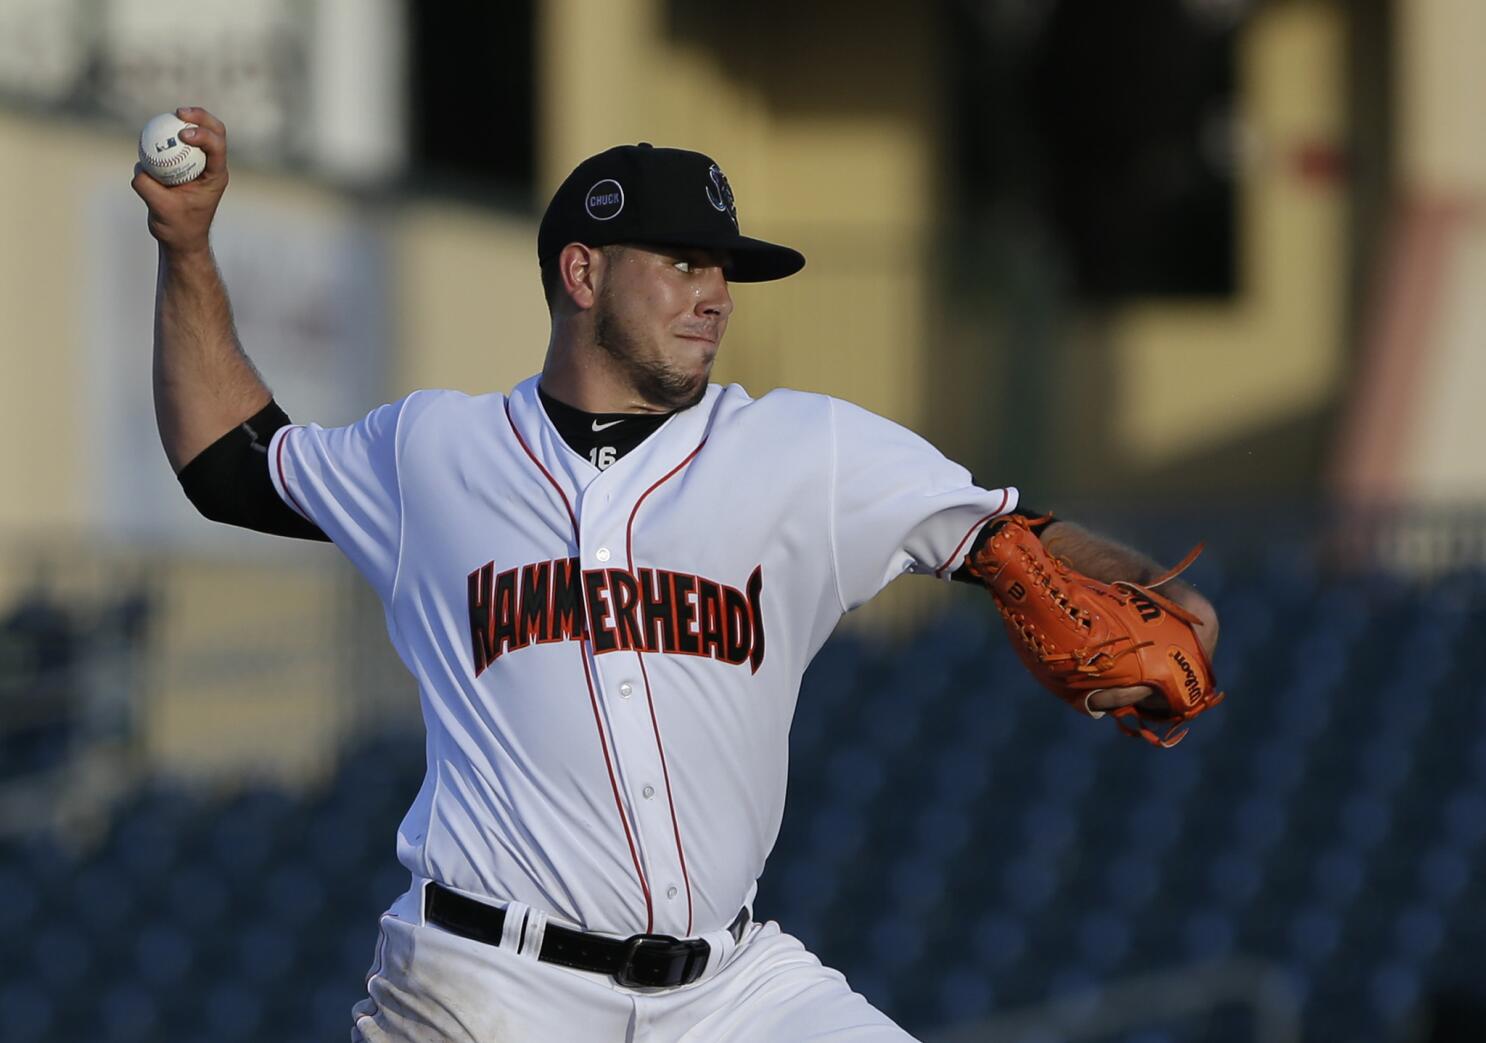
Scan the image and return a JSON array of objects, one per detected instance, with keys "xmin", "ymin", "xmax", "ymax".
[{"xmin": 593, "ymin": 293, "xmax": 710, "ymax": 411}]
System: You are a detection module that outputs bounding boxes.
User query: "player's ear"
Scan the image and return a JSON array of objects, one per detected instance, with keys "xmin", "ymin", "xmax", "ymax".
[{"xmin": 558, "ymin": 243, "xmax": 602, "ymax": 311}]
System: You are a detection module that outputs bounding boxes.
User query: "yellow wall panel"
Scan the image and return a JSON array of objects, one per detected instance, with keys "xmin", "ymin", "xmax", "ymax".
[
  {"xmin": 1112, "ymin": 1, "xmax": 1347, "ymax": 466},
  {"xmin": 392, "ymin": 203, "xmax": 549, "ymax": 397},
  {"xmin": 1400, "ymin": 0, "xmax": 1486, "ymax": 195}
]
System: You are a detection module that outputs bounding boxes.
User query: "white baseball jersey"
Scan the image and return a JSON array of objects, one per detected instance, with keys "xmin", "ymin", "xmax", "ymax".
[{"xmin": 269, "ymin": 374, "xmax": 1017, "ymax": 940}]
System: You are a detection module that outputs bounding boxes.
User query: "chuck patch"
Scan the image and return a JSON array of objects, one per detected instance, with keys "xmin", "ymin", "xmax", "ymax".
[{"xmin": 469, "ymin": 558, "xmax": 765, "ymax": 676}]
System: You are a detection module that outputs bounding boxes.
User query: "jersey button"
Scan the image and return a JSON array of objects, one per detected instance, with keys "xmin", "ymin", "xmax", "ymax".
[
  {"xmin": 619, "ymin": 681, "xmax": 634, "ymax": 698},
  {"xmin": 666, "ymin": 885, "xmax": 679, "ymax": 899},
  {"xmin": 596, "ymin": 547, "xmax": 611, "ymax": 562},
  {"xmin": 642, "ymin": 785, "xmax": 655, "ymax": 799}
]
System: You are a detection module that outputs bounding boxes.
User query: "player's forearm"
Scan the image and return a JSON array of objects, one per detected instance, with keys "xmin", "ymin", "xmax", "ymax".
[
  {"xmin": 1041, "ymin": 519, "xmax": 1219, "ymax": 651},
  {"xmin": 1039, "ymin": 520, "xmax": 1168, "ymax": 585},
  {"xmin": 152, "ymin": 246, "xmax": 271, "ymax": 473}
]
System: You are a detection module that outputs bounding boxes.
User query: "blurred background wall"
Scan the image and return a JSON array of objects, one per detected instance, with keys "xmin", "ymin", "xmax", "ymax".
[{"xmin": 0, "ymin": 1, "xmax": 1483, "ymax": 1041}]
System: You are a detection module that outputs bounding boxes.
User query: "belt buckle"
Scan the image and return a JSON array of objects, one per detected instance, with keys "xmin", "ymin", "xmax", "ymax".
[{"xmin": 613, "ymin": 933, "xmax": 707, "ymax": 988}]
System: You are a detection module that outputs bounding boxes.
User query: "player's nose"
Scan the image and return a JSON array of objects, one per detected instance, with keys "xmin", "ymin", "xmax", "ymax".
[{"xmin": 695, "ymin": 268, "xmax": 733, "ymax": 319}]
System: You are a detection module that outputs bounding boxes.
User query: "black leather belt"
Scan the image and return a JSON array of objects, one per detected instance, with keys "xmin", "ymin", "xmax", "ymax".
[{"xmin": 424, "ymin": 882, "xmax": 749, "ymax": 989}]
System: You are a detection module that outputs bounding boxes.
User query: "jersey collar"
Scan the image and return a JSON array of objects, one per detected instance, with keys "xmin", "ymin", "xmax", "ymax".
[{"xmin": 507, "ymin": 374, "xmax": 722, "ymax": 497}]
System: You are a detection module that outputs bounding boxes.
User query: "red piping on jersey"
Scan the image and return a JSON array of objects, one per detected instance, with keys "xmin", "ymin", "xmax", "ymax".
[
  {"xmin": 625, "ymin": 441, "xmax": 708, "ymax": 570},
  {"xmin": 505, "ymin": 400, "xmax": 579, "ymax": 532},
  {"xmin": 504, "ymin": 399, "xmax": 654, "ymax": 930},
  {"xmin": 275, "ymin": 428, "xmax": 314, "ymax": 522},
  {"xmin": 932, "ymin": 489, "xmax": 1011, "ymax": 578},
  {"xmin": 575, "ymin": 634, "xmax": 654, "ymax": 928},
  {"xmin": 626, "ymin": 438, "xmax": 708, "ymax": 934}
]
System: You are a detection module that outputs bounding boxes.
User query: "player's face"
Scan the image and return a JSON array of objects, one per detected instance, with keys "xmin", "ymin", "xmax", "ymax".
[{"xmin": 592, "ymin": 245, "xmax": 734, "ymax": 411}]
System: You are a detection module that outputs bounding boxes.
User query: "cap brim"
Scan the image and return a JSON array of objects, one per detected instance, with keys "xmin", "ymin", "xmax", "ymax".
[
  {"xmin": 632, "ymin": 232, "xmax": 805, "ymax": 283},
  {"xmin": 721, "ymin": 235, "xmax": 806, "ymax": 283}
]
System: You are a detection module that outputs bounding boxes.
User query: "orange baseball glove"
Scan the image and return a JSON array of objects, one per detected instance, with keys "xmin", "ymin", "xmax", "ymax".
[{"xmin": 965, "ymin": 515, "xmax": 1224, "ymax": 748}]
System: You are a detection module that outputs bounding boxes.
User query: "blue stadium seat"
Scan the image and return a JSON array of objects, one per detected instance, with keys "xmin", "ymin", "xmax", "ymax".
[
  {"xmin": 1288, "ymin": 906, "xmax": 1343, "ymax": 965},
  {"xmin": 1417, "ymin": 845, "xmax": 1469, "ymax": 907},
  {"xmin": 1369, "ymin": 961, "xmax": 1423, "ymax": 1029},
  {"xmin": 165, "ymin": 864, "xmax": 232, "ymax": 931},
  {"xmin": 306, "ymin": 805, "xmax": 379, "ymax": 878},
  {"xmin": 936, "ymin": 965, "xmax": 996, "ymax": 1024},
  {"xmin": 804, "ymin": 801, "xmax": 868, "ymax": 862},
  {"xmin": 1393, "ymin": 905, "xmax": 1447, "ymax": 965},
  {"xmin": 263, "ymin": 861, "xmax": 328, "ymax": 926},
  {"xmin": 1310, "ymin": 847, "xmax": 1366, "ymax": 908},
  {"xmin": 863, "ymin": 692, "xmax": 926, "ymax": 757},
  {"xmin": 1181, "ymin": 907, "xmax": 1236, "ymax": 961},
  {"xmin": 1121, "ymin": 1031, "xmax": 1179, "ymax": 1043},
  {"xmin": 0, "ymin": 864, "xmax": 40, "ymax": 945},
  {"xmin": 245, "ymin": 922, "xmax": 306, "ymax": 986},
  {"xmin": 1249, "ymin": 737, "xmax": 1309, "ymax": 797},
  {"xmin": 1339, "ymin": 791, "xmax": 1394, "ymax": 852},
  {"xmin": 1206, "ymin": 850, "xmax": 1264, "ymax": 909},
  {"xmin": 911, "ymin": 804, "xmax": 973, "ymax": 862},
  {"xmin": 1076, "ymin": 910, "xmax": 1131, "ymax": 971},
  {"xmin": 100, "ymin": 982, "xmax": 162, "ymax": 1043},
  {"xmin": 202, "ymin": 981, "xmax": 268, "ymax": 1042},
  {"xmin": 1102, "ymin": 851, "xmax": 1161, "ymax": 912},
  {"xmin": 365, "ymin": 861, "xmax": 412, "ymax": 914},
  {"xmin": 1034, "ymin": 741, "xmax": 1099, "ymax": 804},
  {"xmin": 868, "ymin": 910, "xmax": 927, "ymax": 973},
  {"xmin": 70, "ymin": 863, "xmax": 138, "ymax": 931},
  {"xmin": 971, "ymin": 910, "xmax": 1028, "ymax": 974},
  {"xmin": 135, "ymin": 923, "xmax": 195, "ymax": 988},
  {"xmin": 32, "ymin": 921, "xmax": 93, "ymax": 990},
  {"xmin": 0, "ymin": 979, "xmax": 56, "ymax": 1042},
  {"xmin": 1233, "ymin": 791, "xmax": 1289, "ymax": 854},
  {"xmin": 112, "ymin": 816, "xmax": 184, "ymax": 884},
  {"xmin": 1044, "ymin": 964, "xmax": 1100, "ymax": 1007},
  {"xmin": 205, "ymin": 810, "xmax": 277, "ymax": 884},
  {"xmin": 887, "ymin": 853, "xmax": 948, "ymax": 917},
  {"xmin": 998, "ymin": 852, "xmax": 1061, "ymax": 915},
  {"xmin": 825, "ymin": 746, "xmax": 886, "ymax": 804},
  {"xmin": 310, "ymin": 982, "xmax": 360, "ymax": 1042},
  {"xmin": 1470, "ymin": 733, "xmax": 1486, "ymax": 784},
  {"xmin": 1444, "ymin": 789, "xmax": 1486, "ymax": 849},
  {"xmin": 929, "ymin": 746, "xmax": 992, "ymax": 809}
]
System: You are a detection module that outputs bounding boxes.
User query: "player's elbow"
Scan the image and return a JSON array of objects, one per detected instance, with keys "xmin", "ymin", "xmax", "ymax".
[
  {"xmin": 178, "ymin": 456, "xmax": 329, "ymax": 542},
  {"xmin": 175, "ymin": 403, "xmax": 331, "ymax": 542},
  {"xmin": 182, "ymin": 478, "xmax": 244, "ymax": 525}
]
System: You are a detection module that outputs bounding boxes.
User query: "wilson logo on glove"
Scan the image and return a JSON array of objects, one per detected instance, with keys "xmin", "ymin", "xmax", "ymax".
[{"xmin": 1126, "ymin": 589, "xmax": 1163, "ymax": 623}]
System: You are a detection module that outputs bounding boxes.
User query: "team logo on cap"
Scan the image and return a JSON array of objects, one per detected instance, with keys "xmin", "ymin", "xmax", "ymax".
[
  {"xmin": 705, "ymin": 164, "xmax": 737, "ymax": 227},
  {"xmin": 585, "ymin": 179, "xmax": 624, "ymax": 221}
]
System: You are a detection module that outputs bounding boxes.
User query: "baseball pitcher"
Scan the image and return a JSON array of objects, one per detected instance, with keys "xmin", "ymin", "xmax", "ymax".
[{"xmin": 132, "ymin": 108, "xmax": 1220, "ymax": 1042}]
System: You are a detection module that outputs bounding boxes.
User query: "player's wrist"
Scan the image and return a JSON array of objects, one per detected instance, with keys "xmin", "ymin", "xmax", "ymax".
[{"xmin": 158, "ymin": 240, "xmax": 216, "ymax": 269}]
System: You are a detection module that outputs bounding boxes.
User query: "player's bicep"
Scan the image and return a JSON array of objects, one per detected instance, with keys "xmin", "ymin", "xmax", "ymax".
[{"xmin": 827, "ymin": 397, "xmax": 1017, "ymax": 609}]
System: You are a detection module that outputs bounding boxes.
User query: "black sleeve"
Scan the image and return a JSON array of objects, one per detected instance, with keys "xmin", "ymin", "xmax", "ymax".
[
  {"xmin": 949, "ymin": 505, "xmax": 1055, "ymax": 585},
  {"xmin": 177, "ymin": 400, "xmax": 331, "ymax": 541}
]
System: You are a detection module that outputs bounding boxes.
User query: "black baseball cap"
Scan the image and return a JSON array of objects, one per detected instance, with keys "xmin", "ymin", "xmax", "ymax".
[{"xmin": 537, "ymin": 143, "xmax": 805, "ymax": 283}]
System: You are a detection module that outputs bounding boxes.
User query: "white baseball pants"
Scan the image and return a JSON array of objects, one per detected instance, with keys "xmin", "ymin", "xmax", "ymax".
[{"xmin": 350, "ymin": 909, "xmax": 918, "ymax": 1042}]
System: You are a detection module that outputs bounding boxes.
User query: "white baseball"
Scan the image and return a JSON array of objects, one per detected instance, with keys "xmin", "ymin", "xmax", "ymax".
[{"xmin": 138, "ymin": 113, "xmax": 206, "ymax": 186}]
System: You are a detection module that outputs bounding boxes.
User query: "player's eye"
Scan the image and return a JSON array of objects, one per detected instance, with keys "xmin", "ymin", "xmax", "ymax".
[{"xmin": 673, "ymin": 260, "xmax": 695, "ymax": 274}]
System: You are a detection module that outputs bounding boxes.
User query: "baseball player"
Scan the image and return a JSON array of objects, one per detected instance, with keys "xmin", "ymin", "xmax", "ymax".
[{"xmin": 132, "ymin": 108, "xmax": 1218, "ymax": 1041}]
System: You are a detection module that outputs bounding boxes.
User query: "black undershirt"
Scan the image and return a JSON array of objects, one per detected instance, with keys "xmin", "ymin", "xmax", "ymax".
[{"xmin": 538, "ymin": 386, "xmax": 675, "ymax": 470}]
